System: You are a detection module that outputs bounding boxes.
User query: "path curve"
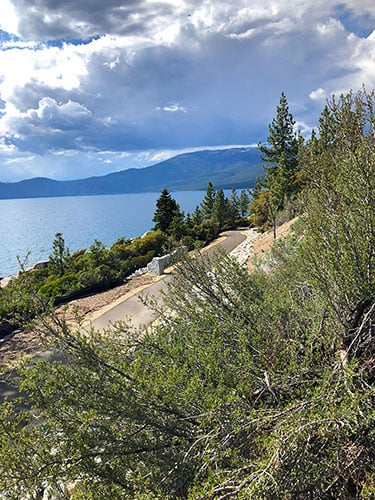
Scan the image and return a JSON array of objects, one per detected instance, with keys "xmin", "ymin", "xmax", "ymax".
[
  {"xmin": 0, "ymin": 230, "xmax": 245, "ymax": 404},
  {"xmin": 92, "ymin": 230, "xmax": 246, "ymax": 330}
]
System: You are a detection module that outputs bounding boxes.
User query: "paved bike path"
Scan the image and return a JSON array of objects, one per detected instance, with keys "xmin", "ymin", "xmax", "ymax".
[
  {"xmin": 92, "ymin": 230, "xmax": 246, "ymax": 331},
  {"xmin": 0, "ymin": 230, "xmax": 246, "ymax": 404}
]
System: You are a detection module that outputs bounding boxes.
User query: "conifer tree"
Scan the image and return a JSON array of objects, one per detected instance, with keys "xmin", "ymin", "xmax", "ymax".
[
  {"xmin": 258, "ymin": 92, "xmax": 299, "ymax": 188},
  {"xmin": 49, "ymin": 232, "xmax": 70, "ymax": 277},
  {"xmin": 318, "ymin": 104, "xmax": 335, "ymax": 149},
  {"xmin": 191, "ymin": 206, "xmax": 203, "ymax": 225},
  {"xmin": 238, "ymin": 189, "xmax": 250, "ymax": 217},
  {"xmin": 212, "ymin": 188, "xmax": 227, "ymax": 229},
  {"xmin": 200, "ymin": 182, "xmax": 215, "ymax": 220},
  {"xmin": 229, "ymin": 188, "xmax": 240, "ymax": 219},
  {"xmin": 152, "ymin": 188, "xmax": 180, "ymax": 233}
]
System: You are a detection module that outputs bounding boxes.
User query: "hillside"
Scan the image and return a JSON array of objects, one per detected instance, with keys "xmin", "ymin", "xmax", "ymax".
[
  {"xmin": 0, "ymin": 90, "xmax": 374, "ymax": 499},
  {"xmin": 0, "ymin": 147, "xmax": 262, "ymax": 199}
]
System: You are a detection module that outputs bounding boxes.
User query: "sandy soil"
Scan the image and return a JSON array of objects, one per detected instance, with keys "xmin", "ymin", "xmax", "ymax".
[{"xmin": 246, "ymin": 218, "xmax": 297, "ymax": 272}]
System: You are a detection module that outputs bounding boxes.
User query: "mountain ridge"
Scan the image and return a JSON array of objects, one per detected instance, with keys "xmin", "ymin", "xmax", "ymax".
[{"xmin": 0, "ymin": 147, "xmax": 263, "ymax": 199}]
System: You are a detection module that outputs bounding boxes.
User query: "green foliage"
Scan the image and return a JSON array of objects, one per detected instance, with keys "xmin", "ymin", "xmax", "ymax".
[
  {"xmin": 89, "ymin": 239, "xmax": 108, "ymax": 267},
  {"xmin": 1, "ymin": 90, "xmax": 373, "ymax": 498},
  {"xmin": 0, "ymin": 230, "xmax": 169, "ymax": 320},
  {"xmin": 152, "ymin": 188, "xmax": 181, "ymax": 233},
  {"xmin": 249, "ymin": 189, "xmax": 271, "ymax": 230},
  {"xmin": 238, "ymin": 188, "xmax": 251, "ymax": 217},
  {"xmin": 258, "ymin": 91, "xmax": 300, "ymax": 178},
  {"xmin": 252, "ymin": 92, "xmax": 303, "ymax": 231},
  {"xmin": 125, "ymin": 230, "xmax": 167, "ymax": 257},
  {"xmin": 38, "ymin": 272, "xmax": 81, "ymax": 299},
  {"xmin": 1, "ymin": 210, "xmax": 373, "ymax": 498},
  {"xmin": 200, "ymin": 181, "xmax": 215, "ymax": 220},
  {"xmin": 0, "ymin": 269, "xmax": 48, "ymax": 323},
  {"xmin": 211, "ymin": 188, "xmax": 227, "ymax": 229},
  {"xmin": 49, "ymin": 232, "xmax": 70, "ymax": 277},
  {"xmin": 300, "ymin": 88, "xmax": 375, "ymax": 322},
  {"xmin": 188, "ymin": 220, "xmax": 220, "ymax": 243}
]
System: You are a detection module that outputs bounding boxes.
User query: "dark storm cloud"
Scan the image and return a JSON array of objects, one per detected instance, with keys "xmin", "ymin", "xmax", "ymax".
[
  {"xmin": 1, "ymin": 0, "xmax": 375, "ymax": 180},
  {"xmin": 11, "ymin": 0, "xmax": 182, "ymax": 40},
  {"xmin": 2, "ymin": 16, "xmax": 364, "ymax": 155}
]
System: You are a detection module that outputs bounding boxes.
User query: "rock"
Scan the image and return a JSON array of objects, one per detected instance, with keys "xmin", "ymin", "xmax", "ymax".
[
  {"xmin": 0, "ymin": 321, "xmax": 17, "ymax": 339},
  {"xmin": 33, "ymin": 260, "xmax": 49, "ymax": 270},
  {"xmin": 147, "ymin": 255, "xmax": 171, "ymax": 275},
  {"xmin": 0, "ymin": 276, "xmax": 14, "ymax": 288}
]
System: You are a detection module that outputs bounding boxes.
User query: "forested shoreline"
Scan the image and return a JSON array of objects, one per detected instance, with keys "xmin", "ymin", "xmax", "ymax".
[
  {"xmin": 0, "ymin": 89, "xmax": 374, "ymax": 498},
  {"xmin": 0, "ymin": 184, "xmax": 250, "ymax": 336}
]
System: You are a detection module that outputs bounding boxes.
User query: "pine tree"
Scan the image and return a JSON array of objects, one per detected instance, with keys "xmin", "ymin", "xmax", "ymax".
[
  {"xmin": 49, "ymin": 232, "xmax": 70, "ymax": 277},
  {"xmin": 191, "ymin": 206, "xmax": 203, "ymax": 225},
  {"xmin": 152, "ymin": 188, "xmax": 180, "ymax": 233},
  {"xmin": 229, "ymin": 188, "xmax": 240, "ymax": 219},
  {"xmin": 168, "ymin": 210, "xmax": 186, "ymax": 241},
  {"xmin": 318, "ymin": 105, "xmax": 335, "ymax": 149},
  {"xmin": 258, "ymin": 92, "xmax": 299, "ymax": 188},
  {"xmin": 200, "ymin": 182, "xmax": 215, "ymax": 220},
  {"xmin": 212, "ymin": 189, "xmax": 227, "ymax": 229},
  {"xmin": 238, "ymin": 189, "xmax": 250, "ymax": 217}
]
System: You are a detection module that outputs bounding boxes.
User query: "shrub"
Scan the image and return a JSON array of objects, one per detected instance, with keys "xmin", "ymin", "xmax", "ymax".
[{"xmin": 38, "ymin": 273, "xmax": 80, "ymax": 299}]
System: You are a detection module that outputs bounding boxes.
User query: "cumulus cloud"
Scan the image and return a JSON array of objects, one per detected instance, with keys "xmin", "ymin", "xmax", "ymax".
[
  {"xmin": 8, "ymin": 0, "xmax": 188, "ymax": 40},
  {"xmin": 3, "ymin": 97, "xmax": 94, "ymax": 153},
  {"xmin": 309, "ymin": 88, "xmax": 327, "ymax": 101},
  {"xmin": 0, "ymin": 0, "xmax": 375, "ymax": 180}
]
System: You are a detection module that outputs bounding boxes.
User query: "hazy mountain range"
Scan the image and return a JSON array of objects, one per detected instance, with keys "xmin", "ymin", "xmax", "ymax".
[{"xmin": 0, "ymin": 147, "xmax": 263, "ymax": 199}]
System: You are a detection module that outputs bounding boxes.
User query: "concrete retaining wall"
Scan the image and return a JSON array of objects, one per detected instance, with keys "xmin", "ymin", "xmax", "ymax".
[{"xmin": 147, "ymin": 254, "xmax": 171, "ymax": 275}]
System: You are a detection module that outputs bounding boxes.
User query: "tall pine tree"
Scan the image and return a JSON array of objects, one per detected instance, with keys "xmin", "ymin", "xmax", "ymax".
[
  {"xmin": 258, "ymin": 92, "xmax": 299, "ymax": 189},
  {"xmin": 152, "ymin": 188, "xmax": 180, "ymax": 233},
  {"xmin": 200, "ymin": 182, "xmax": 215, "ymax": 220},
  {"xmin": 212, "ymin": 189, "xmax": 227, "ymax": 229}
]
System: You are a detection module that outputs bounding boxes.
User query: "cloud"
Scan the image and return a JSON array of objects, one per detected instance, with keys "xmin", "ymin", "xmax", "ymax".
[
  {"xmin": 8, "ymin": 0, "xmax": 187, "ymax": 40},
  {"xmin": 157, "ymin": 101, "xmax": 187, "ymax": 113},
  {"xmin": 0, "ymin": 0, "xmax": 375, "ymax": 181},
  {"xmin": 309, "ymin": 88, "xmax": 327, "ymax": 101},
  {"xmin": 3, "ymin": 97, "xmax": 94, "ymax": 153},
  {"xmin": 0, "ymin": 1, "xmax": 19, "ymax": 35}
]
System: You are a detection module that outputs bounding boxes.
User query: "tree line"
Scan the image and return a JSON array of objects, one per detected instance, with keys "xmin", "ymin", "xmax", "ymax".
[
  {"xmin": 0, "ymin": 186, "xmax": 250, "ymax": 331},
  {"xmin": 152, "ymin": 184, "xmax": 250, "ymax": 244}
]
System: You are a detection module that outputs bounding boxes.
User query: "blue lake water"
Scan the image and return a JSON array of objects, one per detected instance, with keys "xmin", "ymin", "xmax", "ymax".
[{"xmin": 0, "ymin": 191, "xmax": 208, "ymax": 277}]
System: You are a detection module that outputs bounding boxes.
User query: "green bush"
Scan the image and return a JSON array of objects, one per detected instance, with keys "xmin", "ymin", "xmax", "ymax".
[
  {"xmin": 189, "ymin": 220, "xmax": 220, "ymax": 244},
  {"xmin": 180, "ymin": 235, "xmax": 195, "ymax": 251},
  {"xmin": 1, "ymin": 90, "xmax": 374, "ymax": 499},
  {"xmin": 38, "ymin": 273, "xmax": 80, "ymax": 299},
  {"xmin": 120, "ymin": 250, "xmax": 155, "ymax": 274}
]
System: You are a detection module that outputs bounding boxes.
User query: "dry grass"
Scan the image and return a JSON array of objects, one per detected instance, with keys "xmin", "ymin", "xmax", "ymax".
[{"xmin": 246, "ymin": 218, "xmax": 297, "ymax": 272}]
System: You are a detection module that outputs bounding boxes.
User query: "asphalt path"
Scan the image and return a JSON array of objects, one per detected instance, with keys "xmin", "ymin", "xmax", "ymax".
[
  {"xmin": 92, "ymin": 229, "xmax": 246, "ymax": 330},
  {"xmin": 0, "ymin": 230, "xmax": 246, "ymax": 404}
]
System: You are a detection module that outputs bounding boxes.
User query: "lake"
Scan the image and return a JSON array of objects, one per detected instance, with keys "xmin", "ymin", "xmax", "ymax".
[{"xmin": 0, "ymin": 191, "xmax": 208, "ymax": 277}]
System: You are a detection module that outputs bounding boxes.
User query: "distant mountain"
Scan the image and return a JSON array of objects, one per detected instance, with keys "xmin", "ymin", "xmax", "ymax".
[{"xmin": 0, "ymin": 147, "xmax": 263, "ymax": 199}]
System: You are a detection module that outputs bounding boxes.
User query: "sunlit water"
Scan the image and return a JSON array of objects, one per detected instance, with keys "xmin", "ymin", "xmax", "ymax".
[{"xmin": 0, "ymin": 191, "xmax": 207, "ymax": 277}]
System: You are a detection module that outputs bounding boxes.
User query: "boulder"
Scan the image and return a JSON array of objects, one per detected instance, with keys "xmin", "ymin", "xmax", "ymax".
[
  {"xmin": 0, "ymin": 321, "xmax": 16, "ymax": 339},
  {"xmin": 0, "ymin": 276, "xmax": 14, "ymax": 288}
]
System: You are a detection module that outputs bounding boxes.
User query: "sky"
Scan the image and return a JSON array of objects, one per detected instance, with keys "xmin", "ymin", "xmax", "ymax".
[{"xmin": 0, "ymin": 0, "xmax": 374, "ymax": 182}]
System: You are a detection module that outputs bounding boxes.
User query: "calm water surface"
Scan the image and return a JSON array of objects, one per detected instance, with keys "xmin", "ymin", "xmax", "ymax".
[{"xmin": 0, "ymin": 191, "xmax": 206, "ymax": 277}]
